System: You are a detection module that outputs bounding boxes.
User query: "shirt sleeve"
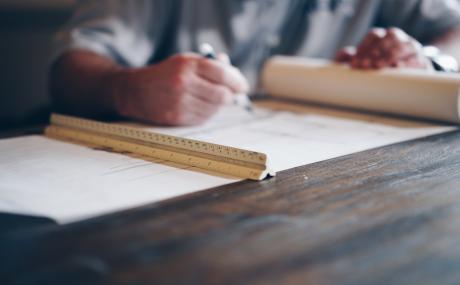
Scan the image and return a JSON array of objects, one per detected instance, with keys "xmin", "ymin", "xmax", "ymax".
[
  {"xmin": 53, "ymin": 0, "xmax": 156, "ymax": 67},
  {"xmin": 376, "ymin": 0, "xmax": 460, "ymax": 44}
]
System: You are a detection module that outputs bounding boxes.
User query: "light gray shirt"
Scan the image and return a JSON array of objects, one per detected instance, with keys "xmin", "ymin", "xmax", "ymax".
[{"xmin": 55, "ymin": 0, "xmax": 460, "ymax": 87}]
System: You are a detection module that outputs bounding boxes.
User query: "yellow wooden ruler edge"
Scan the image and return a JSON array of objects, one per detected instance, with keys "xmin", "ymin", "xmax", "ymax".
[
  {"xmin": 50, "ymin": 113, "xmax": 267, "ymax": 166},
  {"xmin": 45, "ymin": 115, "xmax": 275, "ymax": 181}
]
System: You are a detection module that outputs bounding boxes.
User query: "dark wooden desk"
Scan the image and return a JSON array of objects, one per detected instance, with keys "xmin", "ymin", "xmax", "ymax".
[{"xmin": 2, "ymin": 128, "xmax": 460, "ymax": 285}]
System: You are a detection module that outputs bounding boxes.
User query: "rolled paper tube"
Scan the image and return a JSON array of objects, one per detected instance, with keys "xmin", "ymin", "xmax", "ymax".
[{"xmin": 262, "ymin": 56, "xmax": 460, "ymax": 123}]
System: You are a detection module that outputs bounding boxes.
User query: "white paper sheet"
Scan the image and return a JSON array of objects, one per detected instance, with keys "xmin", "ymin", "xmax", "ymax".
[
  {"xmin": 140, "ymin": 101, "xmax": 455, "ymax": 172},
  {"xmin": 0, "ymin": 101, "xmax": 455, "ymax": 223}
]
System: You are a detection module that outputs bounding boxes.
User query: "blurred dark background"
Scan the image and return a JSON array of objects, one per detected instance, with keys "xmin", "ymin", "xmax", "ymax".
[{"xmin": 0, "ymin": 0, "xmax": 75, "ymax": 131}]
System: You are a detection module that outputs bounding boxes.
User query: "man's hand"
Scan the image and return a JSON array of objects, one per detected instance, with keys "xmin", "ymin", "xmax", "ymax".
[
  {"xmin": 112, "ymin": 53, "xmax": 249, "ymax": 125},
  {"xmin": 50, "ymin": 51, "xmax": 248, "ymax": 126},
  {"xmin": 335, "ymin": 27, "xmax": 432, "ymax": 70}
]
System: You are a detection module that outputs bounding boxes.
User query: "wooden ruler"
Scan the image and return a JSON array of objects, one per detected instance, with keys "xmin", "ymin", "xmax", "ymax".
[{"xmin": 45, "ymin": 113, "xmax": 273, "ymax": 180}]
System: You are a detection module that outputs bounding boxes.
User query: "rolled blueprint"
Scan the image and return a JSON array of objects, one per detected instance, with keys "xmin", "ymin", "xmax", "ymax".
[{"xmin": 261, "ymin": 56, "xmax": 460, "ymax": 123}]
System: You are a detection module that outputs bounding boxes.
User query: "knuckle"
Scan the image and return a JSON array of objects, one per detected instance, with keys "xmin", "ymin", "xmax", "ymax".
[
  {"xmin": 171, "ymin": 73, "xmax": 189, "ymax": 93},
  {"xmin": 213, "ymin": 66, "xmax": 227, "ymax": 83},
  {"xmin": 370, "ymin": 27, "xmax": 386, "ymax": 38},
  {"xmin": 387, "ymin": 27, "xmax": 403, "ymax": 35},
  {"xmin": 172, "ymin": 54, "xmax": 195, "ymax": 73},
  {"xmin": 172, "ymin": 54, "xmax": 189, "ymax": 65}
]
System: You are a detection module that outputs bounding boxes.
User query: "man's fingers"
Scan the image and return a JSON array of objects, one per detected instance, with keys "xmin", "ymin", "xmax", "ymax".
[
  {"xmin": 351, "ymin": 56, "xmax": 376, "ymax": 69},
  {"xmin": 196, "ymin": 59, "xmax": 249, "ymax": 94},
  {"xmin": 189, "ymin": 75, "xmax": 233, "ymax": 105},
  {"xmin": 357, "ymin": 28, "xmax": 386, "ymax": 55},
  {"xmin": 345, "ymin": 27, "xmax": 429, "ymax": 71},
  {"xmin": 183, "ymin": 93, "xmax": 220, "ymax": 120},
  {"xmin": 165, "ymin": 93, "xmax": 220, "ymax": 126},
  {"xmin": 217, "ymin": 53, "xmax": 231, "ymax": 64},
  {"xmin": 335, "ymin": 46, "xmax": 356, "ymax": 63},
  {"xmin": 386, "ymin": 27, "xmax": 411, "ymax": 42}
]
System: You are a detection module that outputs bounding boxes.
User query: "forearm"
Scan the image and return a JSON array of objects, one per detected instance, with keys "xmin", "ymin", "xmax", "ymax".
[
  {"xmin": 50, "ymin": 50, "xmax": 248, "ymax": 126},
  {"xmin": 49, "ymin": 50, "xmax": 124, "ymax": 118},
  {"xmin": 431, "ymin": 27, "xmax": 460, "ymax": 64}
]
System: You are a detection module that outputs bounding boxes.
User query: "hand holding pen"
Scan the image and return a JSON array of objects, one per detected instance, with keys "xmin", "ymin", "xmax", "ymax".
[
  {"xmin": 111, "ymin": 47, "xmax": 249, "ymax": 126},
  {"xmin": 199, "ymin": 43, "xmax": 253, "ymax": 112}
]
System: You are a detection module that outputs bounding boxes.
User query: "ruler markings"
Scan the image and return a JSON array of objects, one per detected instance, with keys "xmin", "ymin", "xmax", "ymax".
[
  {"xmin": 45, "ymin": 114, "xmax": 273, "ymax": 180},
  {"xmin": 51, "ymin": 114, "xmax": 266, "ymax": 164}
]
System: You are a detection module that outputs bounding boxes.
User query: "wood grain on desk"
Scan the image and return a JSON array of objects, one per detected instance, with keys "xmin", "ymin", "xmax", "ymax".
[{"xmin": 3, "ymin": 130, "xmax": 460, "ymax": 285}]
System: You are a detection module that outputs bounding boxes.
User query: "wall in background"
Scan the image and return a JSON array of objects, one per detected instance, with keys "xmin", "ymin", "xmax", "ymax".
[{"xmin": 0, "ymin": 0, "xmax": 75, "ymax": 130}]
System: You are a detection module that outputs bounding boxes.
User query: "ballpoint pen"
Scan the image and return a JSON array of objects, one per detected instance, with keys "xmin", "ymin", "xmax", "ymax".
[{"xmin": 199, "ymin": 43, "xmax": 253, "ymax": 112}]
